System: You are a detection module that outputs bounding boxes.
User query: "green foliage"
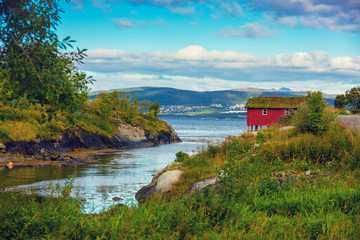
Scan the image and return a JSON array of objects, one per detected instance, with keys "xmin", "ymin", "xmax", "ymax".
[
  {"xmin": 294, "ymin": 91, "xmax": 334, "ymax": 135},
  {"xmin": 0, "ymin": 0, "xmax": 92, "ymax": 115},
  {"xmin": 175, "ymin": 151, "xmax": 190, "ymax": 162},
  {"xmin": 306, "ymin": 91, "xmax": 328, "ymax": 135},
  {"xmin": 0, "ymin": 90, "xmax": 168, "ymax": 142},
  {"xmin": 256, "ymin": 130, "xmax": 266, "ymax": 145},
  {"xmin": 334, "ymin": 94, "xmax": 346, "ymax": 109},
  {"xmin": 88, "ymin": 91, "xmax": 152, "ymax": 126},
  {"xmin": 278, "ymin": 110, "xmax": 295, "ymax": 126},
  {"xmin": 245, "ymin": 96, "xmax": 306, "ymax": 108},
  {"xmin": 345, "ymin": 86, "xmax": 360, "ymax": 113},
  {"xmin": 148, "ymin": 101, "xmax": 160, "ymax": 119},
  {"xmin": 2, "ymin": 122, "xmax": 360, "ymax": 239},
  {"xmin": 0, "ymin": 129, "xmax": 10, "ymax": 142}
]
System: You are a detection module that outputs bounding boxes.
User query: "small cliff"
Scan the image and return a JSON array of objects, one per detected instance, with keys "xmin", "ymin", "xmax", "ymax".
[{"xmin": 4, "ymin": 121, "xmax": 181, "ymax": 155}]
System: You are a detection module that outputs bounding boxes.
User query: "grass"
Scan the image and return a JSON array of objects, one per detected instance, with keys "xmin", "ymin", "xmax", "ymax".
[
  {"xmin": 245, "ymin": 96, "xmax": 306, "ymax": 108},
  {"xmin": 0, "ymin": 92, "xmax": 170, "ymax": 143},
  {"xmin": 1, "ymin": 104, "xmax": 360, "ymax": 238}
]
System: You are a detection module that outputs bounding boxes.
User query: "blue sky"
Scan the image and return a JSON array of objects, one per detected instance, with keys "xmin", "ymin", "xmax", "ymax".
[{"xmin": 58, "ymin": 0, "xmax": 360, "ymax": 94}]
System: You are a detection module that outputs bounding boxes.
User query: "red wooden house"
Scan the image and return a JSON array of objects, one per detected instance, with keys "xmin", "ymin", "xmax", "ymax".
[{"xmin": 245, "ymin": 96, "xmax": 306, "ymax": 132}]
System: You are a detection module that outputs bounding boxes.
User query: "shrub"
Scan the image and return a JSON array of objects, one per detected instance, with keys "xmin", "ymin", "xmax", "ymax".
[
  {"xmin": 206, "ymin": 143, "xmax": 221, "ymax": 157},
  {"xmin": 0, "ymin": 129, "xmax": 10, "ymax": 143},
  {"xmin": 175, "ymin": 151, "xmax": 190, "ymax": 162},
  {"xmin": 294, "ymin": 91, "xmax": 334, "ymax": 135}
]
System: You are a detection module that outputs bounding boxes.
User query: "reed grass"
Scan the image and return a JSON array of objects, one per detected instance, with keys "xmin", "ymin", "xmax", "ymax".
[{"xmin": 2, "ymin": 107, "xmax": 360, "ymax": 239}]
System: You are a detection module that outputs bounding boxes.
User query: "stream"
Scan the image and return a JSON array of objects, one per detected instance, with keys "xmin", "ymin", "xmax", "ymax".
[{"xmin": 0, "ymin": 118, "xmax": 247, "ymax": 213}]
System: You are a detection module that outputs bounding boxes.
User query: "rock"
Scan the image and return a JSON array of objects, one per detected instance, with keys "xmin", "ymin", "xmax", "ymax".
[
  {"xmin": 5, "ymin": 162, "xmax": 13, "ymax": 169},
  {"xmin": 154, "ymin": 170, "xmax": 183, "ymax": 193},
  {"xmin": 279, "ymin": 126, "xmax": 295, "ymax": 131},
  {"xmin": 136, "ymin": 170, "xmax": 183, "ymax": 203},
  {"xmin": 112, "ymin": 197, "xmax": 123, "ymax": 201},
  {"xmin": 40, "ymin": 148, "xmax": 48, "ymax": 155},
  {"xmin": 4, "ymin": 121, "xmax": 181, "ymax": 155},
  {"xmin": 0, "ymin": 143, "xmax": 6, "ymax": 153},
  {"xmin": 187, "ymin": 176, "xmax": 218, "ymax": 194},
  {"xmin": 50, "ymin": 154, "xmax": 59, "ymax": 161},
  {"xmin": 305, "ymin": 170, "xmax": 311, "ymax": 176},
  {"xmin": 145, "ymin": 124, "xmax": 182, "ymax": 145},
  {"xmin": 135, "ymin": 181, "xmax": 157, "ymax": 203}
]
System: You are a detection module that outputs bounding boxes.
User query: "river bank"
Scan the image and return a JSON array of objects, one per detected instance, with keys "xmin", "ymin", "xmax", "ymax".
[
  {"xmin": 0, "ymin": 121, "xmax": 181, "ymax": 170},
  {"xmin": 0, "ymin": 118, "xmax": 247, "ymax": 213}
]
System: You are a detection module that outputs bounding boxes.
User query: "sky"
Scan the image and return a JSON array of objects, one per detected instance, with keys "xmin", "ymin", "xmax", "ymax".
[{"xmin": 57, "ymin": 0, "xmax": 360, "ymax": 94}]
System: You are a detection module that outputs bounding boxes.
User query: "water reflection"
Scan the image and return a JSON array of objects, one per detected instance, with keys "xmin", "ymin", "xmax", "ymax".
[{"xmin": 0, "ymin": 118, "xmax": 247, "ymax": 213}]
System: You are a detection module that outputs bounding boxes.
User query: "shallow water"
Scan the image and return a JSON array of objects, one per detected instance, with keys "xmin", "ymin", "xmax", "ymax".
[{"xmin": 0, "ymin": 118, "xmax": 247, "ymax": 213}]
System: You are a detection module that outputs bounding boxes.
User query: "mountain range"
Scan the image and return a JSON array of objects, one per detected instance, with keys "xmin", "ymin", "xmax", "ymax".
[{"xmin": 89, "ymin": 87, "xmax": 337, "ymax": 119}]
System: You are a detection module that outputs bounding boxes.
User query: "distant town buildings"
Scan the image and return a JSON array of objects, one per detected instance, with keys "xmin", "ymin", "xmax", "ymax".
[{"xmin": 160, "ymin": 104, "xmax": 245, "ymax": 114}]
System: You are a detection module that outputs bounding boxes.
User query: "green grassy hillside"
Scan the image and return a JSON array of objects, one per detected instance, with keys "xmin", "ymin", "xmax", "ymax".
[
  {"xmin": 0, "ymin": 91, "xmax": 168, "ymax": 144},
  {"xmin": 91, "ymin": 87, "xmax": 306, "ymax": 106}
]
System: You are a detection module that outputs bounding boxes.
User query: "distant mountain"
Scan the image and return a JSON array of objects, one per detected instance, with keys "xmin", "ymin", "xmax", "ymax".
[
  {"xmin": 278, "ymin": 87, "xmax": 292, "ymax": 91},
  {"xmin": 90, "ymin": 87, "xmax": 307, "ymax": 105},
  {"xmin": 89, "ymin": 87, "xmax": 335, "ymax": 119}
]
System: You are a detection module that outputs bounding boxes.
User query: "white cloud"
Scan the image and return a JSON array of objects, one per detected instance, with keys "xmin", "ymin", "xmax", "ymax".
[
  {"xmin": 87, "ymin": 72, "xmax": 356, "ymax": 94},
  {"xmin": 247, "ymin": 0, "xmax": 360, "ymax": 32},
  {"xmin": 112, "ymin": 18, "xmax": 145, "ymax": 28},
  {"xmin": 70, "ymin": 0, "xmax": 360, "ymax": 31},
  {"xmin": 70, "ymin": 0, "xmax": 85, "ymax": 10},
  {"xmin": 81, "ymin": 46, "xmax": 360, "ymax": 94},
  {"xmin": 278, "ymin": 16, "xmax": 297, "ymax": 27},
  {"xmin": 170, "ymin": 6, "xmax": 195, "ymax": 15},
  {"xmin": 112, "ymin": 17, "xmax": 166, "ymax": 28},
  {"xmin": 218, "ymin": 23, "xmax": 277, "ymax": 38},
  {"xmin": 220, "ymin": 1, "xmax": 243, "ymax": 17}
]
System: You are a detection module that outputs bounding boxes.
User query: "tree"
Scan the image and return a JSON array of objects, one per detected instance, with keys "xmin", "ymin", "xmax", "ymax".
[
  {"xmin": 0, "ymin": 0, "xmax": 92, "ymax": 113},
  {"xmin": 334, "ymin": 94, "xmax": 346, "ymax": 110},
  {"xmin": 306, "ymin": 91, "xmax": 327, "ymax": 135},
  {"xmin": 294, "ymin": 91, "xmax": 331, "ymax": 135},
  {"xmin": 149, "ymin": 101, "xmax": 160, "ymax": 118},
  {"xmin": 345, "ymin": 86, "xmax": 360, "ymax": 114}
]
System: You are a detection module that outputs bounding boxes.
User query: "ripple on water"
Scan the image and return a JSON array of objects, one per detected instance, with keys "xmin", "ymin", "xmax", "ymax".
[{"xmin": 1, "ymin": 118, "xmax": 247, "ymax": 213}]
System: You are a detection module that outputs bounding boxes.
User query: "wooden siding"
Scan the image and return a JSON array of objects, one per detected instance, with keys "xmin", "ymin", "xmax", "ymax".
[{"xmin": 247, "ymin": 108, "xmax": 287, "ymax": 126}]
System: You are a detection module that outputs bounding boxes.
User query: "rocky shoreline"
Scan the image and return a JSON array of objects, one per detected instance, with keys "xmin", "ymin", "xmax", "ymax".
[{"xmin": 0, "ymin": 121, "xmax": 181, "ymax": 169}]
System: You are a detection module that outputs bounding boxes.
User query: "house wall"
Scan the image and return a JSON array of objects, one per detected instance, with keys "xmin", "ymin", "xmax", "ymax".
[{"xmin": 247, "ymin": 108, "xmax": 287, "ymax": 126}]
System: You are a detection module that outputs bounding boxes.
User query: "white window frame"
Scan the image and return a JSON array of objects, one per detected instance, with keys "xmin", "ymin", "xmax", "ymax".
[
  {"xmin": 285, "ymin": 109, "xmax": 290, "ymax": 115},
  {"xmin": 262, "ymin": 109, "xmax": 267, "ymax": 115}
]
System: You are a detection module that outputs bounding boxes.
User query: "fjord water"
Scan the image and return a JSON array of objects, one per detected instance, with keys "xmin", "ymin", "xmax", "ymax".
[{"xmin": 0, "ymin": 118, "xmax": 247, "ymax": 213}]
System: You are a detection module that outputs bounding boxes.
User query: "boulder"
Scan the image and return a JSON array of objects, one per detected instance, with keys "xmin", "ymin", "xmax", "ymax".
[
  {"xmin": 154, "ymin": 170, "xmax": 183, "ymax": 192},
  {"xmin": 112, "ymin": 197, "xmax": 123, "ymax": 201},
  {"xmin": 135, "ymin": 170, "xmax": 183, "ymax": 202},
  {"xmin": 0, "ymin": 143, "xmax": 5, "ymax": 153},
  {"xmin": 187, "ymin": 176, "xmax": 218, "ymax": 194},
  {"xmin": 279, "ymin": 126, "xmax": 295, "ymax": 131},
  {"xmin": 5, "ymin": 161, "xmax": 13, "ymax": 170}
]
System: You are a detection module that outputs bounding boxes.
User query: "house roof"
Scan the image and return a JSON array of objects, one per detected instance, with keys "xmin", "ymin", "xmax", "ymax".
[{"xmin": 245, "ymin": 96, "xmax": 306, "ymax": 109}]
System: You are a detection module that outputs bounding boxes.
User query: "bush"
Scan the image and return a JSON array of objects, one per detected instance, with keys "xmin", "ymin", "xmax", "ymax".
[
  {"xmin": 0, "ymin": 129, "xmax": 9, "ymax": 143},
  {"xmin": 294, "ymin": 91, "xmax": 334, "ymax": 135},
  {"xmin": 175, "ymin": 151, "xmax": 190, "ymax": 162}
]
